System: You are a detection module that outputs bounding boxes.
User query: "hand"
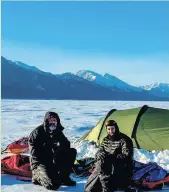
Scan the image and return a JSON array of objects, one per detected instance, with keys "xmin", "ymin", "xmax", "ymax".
[
  {"xmin": 116, "ymin": 153, "xmax": 125, "ymax": 160},
  {"xmin": 96, "ymin": 153, "xmax": 106, "ymax": 162}
]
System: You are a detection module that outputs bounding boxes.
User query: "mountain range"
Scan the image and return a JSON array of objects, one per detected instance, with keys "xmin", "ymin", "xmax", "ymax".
[
  {"xmin": 75, "ymin": 70, "xmax": 169, "ymax": 98},
  {"xmin": 1, "ymin": 56, "xmax": 169, "ymax": 101}
]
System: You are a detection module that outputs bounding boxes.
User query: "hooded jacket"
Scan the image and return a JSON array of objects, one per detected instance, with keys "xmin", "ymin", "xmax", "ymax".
[
  {"xmin": 29, "ymin": 112, "xmax": 70, "ymax": 170},
  {"xmin": 95, "ymin": 123, "xmax": 133, "ymax": 169}
]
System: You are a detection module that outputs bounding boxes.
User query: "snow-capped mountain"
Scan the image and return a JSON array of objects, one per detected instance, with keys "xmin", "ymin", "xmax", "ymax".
[
  {"xmin": 75, "ymin": 70, "xmax": 142, "ymax": 92},
  {"xmin": 1, "ymin": 57, "xmax": 121, "ymax": 100},
  {"xmin": 60, "ymin": 72, "xmax": 86, "ymax": 82},
  {"xmin": 141, "ymin": 82, "xmax": 169, "ymax": 98},
  {"xmin": 1, "ymin": 56, "xmax": 168, "ymax": 101}
]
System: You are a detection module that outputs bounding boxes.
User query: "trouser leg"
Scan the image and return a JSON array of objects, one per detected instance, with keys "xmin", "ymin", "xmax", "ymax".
[
  {"xmin": 99, "ymin": 174, "xmax": 114, "ymax": 192},
  {"xmin": 32, "ymin": 164, "xmax": 61, "ymax": 190},
  {"xmin": 84, "ymin": 172, "xmax": 102, "ymax": 192},
  {"xmin": 94, "ymin": 160, "xmax": 116, "ymax": 192},
  {"xmin": 58, "ymin": 148, "xmax": 77, "ymax": 180}
]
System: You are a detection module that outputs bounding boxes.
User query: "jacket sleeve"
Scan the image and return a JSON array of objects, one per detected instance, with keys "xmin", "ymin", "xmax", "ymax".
[
  {"xmin": 116, "ymin": 137, "xmax": 133, "ymax": 160},
  {"xmin": 28, "ymin": 129, "xmax": 43, "ymax": 165},
  {"xmin": 59, "ymin": 132, "xmax": 70, "ymax": 149},
  {"xmin": 95, "ymin": 138, "xmax": 107, "ymax": 162}
]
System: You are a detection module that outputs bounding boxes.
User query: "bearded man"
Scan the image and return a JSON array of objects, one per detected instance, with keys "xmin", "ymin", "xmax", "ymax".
[{"xmin": 29, "ymin": 111, "xmax": 76, "ymax": 190}]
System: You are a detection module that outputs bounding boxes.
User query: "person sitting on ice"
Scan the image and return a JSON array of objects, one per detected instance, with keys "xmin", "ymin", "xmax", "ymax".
[
  {"xmin": 85, "ymin": 120, "xmax": 134, "ymax": 192},
  {"xmin": 28, "ymin": 111, "xmax": 77, "ymax": 190}
]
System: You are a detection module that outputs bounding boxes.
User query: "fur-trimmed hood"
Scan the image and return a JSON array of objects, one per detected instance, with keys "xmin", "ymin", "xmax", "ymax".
[{"xmin": 44, "ymin": 111, "xmax": 64, "ymax": 133}]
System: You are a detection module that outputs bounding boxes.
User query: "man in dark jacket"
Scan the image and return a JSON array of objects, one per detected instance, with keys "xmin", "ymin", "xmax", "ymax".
[
  {"xmin": 85, "ymin": 120, "xmax": 133, "ymax": 192},
  {"xmin": 29, "ymin": 111, "xmax": 77, "ymax": 190}
]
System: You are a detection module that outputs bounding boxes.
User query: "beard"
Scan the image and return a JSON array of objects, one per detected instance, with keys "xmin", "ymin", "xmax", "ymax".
[{"xmin": 48, "ymin": 123, "xmax": 57, "ymax": 133}]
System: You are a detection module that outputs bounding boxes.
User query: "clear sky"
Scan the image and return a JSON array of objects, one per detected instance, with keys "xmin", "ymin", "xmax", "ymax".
[{"xmin": 2, "ymin": 1, "xmax": 169, "ymax": 86}]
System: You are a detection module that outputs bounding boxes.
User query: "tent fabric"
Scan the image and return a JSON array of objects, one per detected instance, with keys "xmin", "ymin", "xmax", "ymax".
[
  {"xmin": 80, "ymin": 109, "xmax": 117, "ymax": 144},
  {"xmin": 79, "ymin": 105, "xmax": 169, "ymax": 151}
]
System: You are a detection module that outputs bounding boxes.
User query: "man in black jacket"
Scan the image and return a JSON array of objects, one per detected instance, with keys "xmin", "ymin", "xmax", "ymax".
[
  {"xmin": 85, "ymin": 120, "xmax": 133, "ymax": 192},
  {"xmin": 29, "ymin": 111, "xmax": 77, "ymax": 190}
]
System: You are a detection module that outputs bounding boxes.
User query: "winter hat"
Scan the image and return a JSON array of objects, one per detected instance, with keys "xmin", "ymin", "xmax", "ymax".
[
  {"xmin": 105, "ymin": 120, "xmax": 120, "ymax": 136},
  {"xmin": 105, "ymin": 120, "xmax": 117, "ymax": 127}
]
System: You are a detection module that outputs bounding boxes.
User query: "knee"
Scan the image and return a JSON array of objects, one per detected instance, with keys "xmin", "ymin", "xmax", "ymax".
[
  {"xmin": 95, "ymin": 160, "xmax": 102, "ymax": 168},
  {"xmin": 94, "ymin": 161, "xmax": 102, "ymax": 173},
  {"xmin": 70, "ymin": 148, "xmax": 77, "ymax": 156}
]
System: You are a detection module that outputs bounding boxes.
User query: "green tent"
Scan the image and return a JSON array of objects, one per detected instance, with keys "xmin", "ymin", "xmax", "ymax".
[{"xmin": 79, "ymin": 105, "xmax": 169, "ymax": 151}]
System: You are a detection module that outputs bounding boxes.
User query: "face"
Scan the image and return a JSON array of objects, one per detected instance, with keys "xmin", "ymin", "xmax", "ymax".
[
  {"xmin": 106, "ymin": 126, "xmax": 116, "ymax": 136},
  {"xmin": 48, "ymin": 117, "xmax": 57, "ymax": 127}
]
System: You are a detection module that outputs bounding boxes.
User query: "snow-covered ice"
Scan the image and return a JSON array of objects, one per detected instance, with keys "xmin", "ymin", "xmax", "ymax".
[{"xmin": 1, "ymin": 100, "xmax": 169, "ymax": 192}]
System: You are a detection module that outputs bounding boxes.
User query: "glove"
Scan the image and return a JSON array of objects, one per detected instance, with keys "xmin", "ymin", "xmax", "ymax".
[
  {"xmin": 116, "ymin": 154, "xmax": 126, "ymax": 160},
  {"xmin": 96, "ymin": 152, "xmax": 106, "ymax": 162}
]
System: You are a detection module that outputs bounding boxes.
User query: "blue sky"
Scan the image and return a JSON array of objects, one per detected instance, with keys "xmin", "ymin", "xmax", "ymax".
[{"xmin": 2, "ymin": 1, "xmax": 169, "ymax": 86}]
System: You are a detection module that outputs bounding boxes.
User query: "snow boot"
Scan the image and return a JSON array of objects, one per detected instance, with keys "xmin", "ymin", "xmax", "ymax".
[
  {"xmin": 124, "ymin": 186, "xmax": 140, "ymax": 192},
  {"xmin": 62, "ymin": 177, "xmax": 76, "ymax": 186},
  {"xmin": 32, "ymin": 177, "xmax": 40, "ymax": 185}
]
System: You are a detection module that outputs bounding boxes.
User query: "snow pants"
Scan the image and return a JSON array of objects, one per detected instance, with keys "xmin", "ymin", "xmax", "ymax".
[
  {"xmin": 85, "ymin": 158, "xmax": 131, "ymax": 192},
  {"xmin": 32, "ymin": 148, "xmax": 77, "ymax": 190},
  {"xmin": 84, "ymin": 160, "xmax": 114, "ymax": 192}
]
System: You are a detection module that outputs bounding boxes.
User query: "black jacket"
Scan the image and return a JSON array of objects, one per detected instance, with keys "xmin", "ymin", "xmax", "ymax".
[
  {"xmin": 95, "ymin": 127, "xmax": 133, "ymax": 176},
  {"xmin": 29, "ymin": 112, "xmax": 70, "ymax": 170}
]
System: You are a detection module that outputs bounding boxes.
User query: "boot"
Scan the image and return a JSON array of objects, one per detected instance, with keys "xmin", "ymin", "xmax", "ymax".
[
  {"xmin": 62, "ymin": 177, "xmax": 76, "ymax": 186},
  {"xmin": 32, "ymin": 177, "xmax": 40, "ymax": 185},
  {"xmin": 125, "ymin": 187, "xmax": 139, "ymax": 192}
]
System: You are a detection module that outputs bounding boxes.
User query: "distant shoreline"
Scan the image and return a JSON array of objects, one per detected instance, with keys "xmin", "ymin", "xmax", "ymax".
[{"xmin": 1, "ymin": 98, "xmax": 169, "ymax": 102}]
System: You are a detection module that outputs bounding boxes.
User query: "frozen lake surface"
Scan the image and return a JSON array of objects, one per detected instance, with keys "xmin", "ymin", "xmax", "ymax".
[{"xmin": 1, "ymin": 100, "xmax": 169, "ymax": 192}]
